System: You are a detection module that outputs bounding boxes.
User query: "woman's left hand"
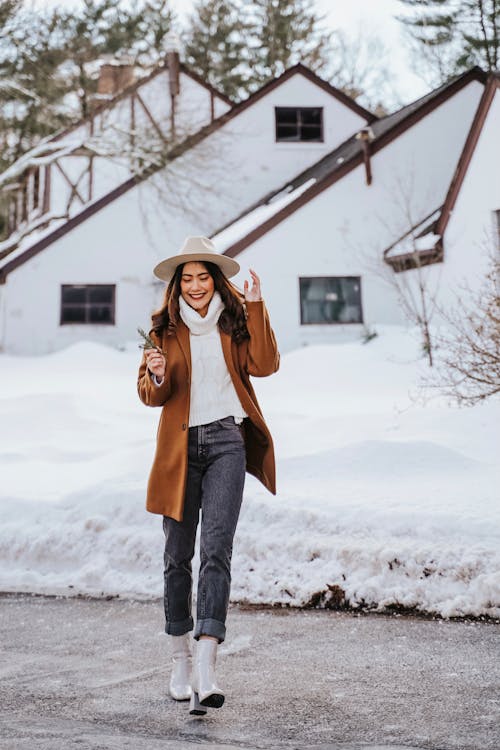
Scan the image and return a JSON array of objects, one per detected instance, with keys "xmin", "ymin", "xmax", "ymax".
[{"xmin": 244, "ymin": 268, "xmax": 262, "ymax": 302}]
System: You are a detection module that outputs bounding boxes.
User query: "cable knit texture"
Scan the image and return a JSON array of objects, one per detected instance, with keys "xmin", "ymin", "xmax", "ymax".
[{"xmin": 179, "ymin": 292, "xmax": 247, "ymax": 427}]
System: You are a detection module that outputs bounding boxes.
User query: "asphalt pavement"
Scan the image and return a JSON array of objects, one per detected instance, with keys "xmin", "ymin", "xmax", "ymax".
[{"xmin": 0, "ymin": 594, "xmax": 499, "ymax": 750}]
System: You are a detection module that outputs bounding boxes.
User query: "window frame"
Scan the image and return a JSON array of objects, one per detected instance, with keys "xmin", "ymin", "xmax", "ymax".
[
  {"xmin": 275, "ymin": 107, "xmax": 324, "ymax": 143},
  {"xmin": 299, "ymin": 275, "xmax": 363, "ymax": 326},
  {"xmin": 60, "ymin": 284, "xmax": 116, "ymax": 326}
]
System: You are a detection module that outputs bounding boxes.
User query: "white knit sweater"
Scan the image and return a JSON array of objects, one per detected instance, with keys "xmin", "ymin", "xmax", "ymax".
[{"xmin": 177, "ymin": 292, "xmax": 247, "ymax": 427}]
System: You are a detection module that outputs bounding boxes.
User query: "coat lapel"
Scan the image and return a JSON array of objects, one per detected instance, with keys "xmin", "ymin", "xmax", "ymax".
[{"xmin": 175, "ymin": 319, "xmax": 191, "ymax": 375}]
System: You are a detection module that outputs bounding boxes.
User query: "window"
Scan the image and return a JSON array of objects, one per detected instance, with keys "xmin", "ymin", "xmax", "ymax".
[
  {"xmin": 61, "ymin": 284, "xmax": 115, "ymax": 325},
  {"xmin": 275, "ymin": 107, "xmax": 323, "ymax": 142},
  {"xmin": 299, "ymin": 277, "xmax": 362, "ymax": 324}
]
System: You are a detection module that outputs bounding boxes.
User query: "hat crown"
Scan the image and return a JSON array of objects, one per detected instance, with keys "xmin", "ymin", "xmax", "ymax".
[
  {"xmin": 152, "ymin": 235, "xmax": 240, "ymax": 282},
  {"xmin": 180, "ymin": 236, "xmax": 216, "ymax": 256}
]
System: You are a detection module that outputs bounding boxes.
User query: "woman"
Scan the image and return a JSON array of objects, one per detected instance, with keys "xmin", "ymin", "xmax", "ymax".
[{"xmin": 137, "ymin": 236, "xmax": 279, "ymax": 715}]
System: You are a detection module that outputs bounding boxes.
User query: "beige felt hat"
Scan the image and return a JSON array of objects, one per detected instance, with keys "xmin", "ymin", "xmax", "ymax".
[{"xmin": 153, "ymin": 236, "xmax": 240, "ymax": 282}]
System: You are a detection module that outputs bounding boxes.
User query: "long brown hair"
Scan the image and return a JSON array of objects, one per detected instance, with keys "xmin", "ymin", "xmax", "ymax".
[{"xmin": 151, "ymin": 262, "xmax": 249, "ymax": 343}]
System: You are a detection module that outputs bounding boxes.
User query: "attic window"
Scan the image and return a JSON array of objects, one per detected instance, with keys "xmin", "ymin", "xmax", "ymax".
[
  {"xmin": 275, "ymin": 107, "xmax": 323, "ymax": 142},
  {"xmin": 60, "ymin": 284, "xmax": 115, "ymax": 325},
  {"xmin": 299, "ymin": 277, "xmax": 362, "ymax": 324}
]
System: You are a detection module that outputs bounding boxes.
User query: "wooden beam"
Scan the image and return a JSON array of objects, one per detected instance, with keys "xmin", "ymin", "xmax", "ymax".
[{"xmin": 54, "ymin": 161, "xmax": 86, "ymax": 206}]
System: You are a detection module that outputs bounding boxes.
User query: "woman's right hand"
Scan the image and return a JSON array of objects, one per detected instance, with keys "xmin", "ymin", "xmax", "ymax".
[{"xmin": 145, "ymin": 348, "xmax": 166, "ymax": 379}]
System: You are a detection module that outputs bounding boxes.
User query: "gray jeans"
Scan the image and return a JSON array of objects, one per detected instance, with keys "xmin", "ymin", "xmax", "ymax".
[{"xmin": 162, "ymin": 416, "xmax": 246, "ymax": 643}]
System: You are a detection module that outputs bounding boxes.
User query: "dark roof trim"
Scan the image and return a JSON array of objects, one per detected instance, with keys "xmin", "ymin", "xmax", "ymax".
[
  {"xmin": 222, "ymin": 67, "xmax": 487, "ymax": 259},
  {"xmin": 180, "ymin": 63, "xmax": 375, "ymax": 134},
  {"xmin": 382, "ymin": 206, "xmax": 442, "ymax": 259},
  {"xmin": 384, "ymin": 244, "xmax": 443, "ymax": 273},
  {"xmin": 281, "ymin": 64, "xmax": 375, "ymax": 121},
  {"xmin": 51, "ymin": 61, "xmax": 232, "ymax": 144},
  {"xmin": 0, "ymin": 120, "xmax": 225, "ymax": 282},
  {"xmin": 222, "ymin": 154, "xmax": 364, "ymax": 259},
  {"xmin": 436, "ymin": 74, "xmax": 500, "ymax": 237},
  {"xmin": 0, "ymin": 179, "xmax": 135, "ymax": 283},
  {"xmin": 50, "ymin": 62, "xmax": 370, "ymax": 147}
]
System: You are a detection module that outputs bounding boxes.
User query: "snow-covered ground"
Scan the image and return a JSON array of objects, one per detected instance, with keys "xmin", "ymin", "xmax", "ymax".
[{"xmin": 1, "ymin": 327, "xmax": 499, "ymax": 619}]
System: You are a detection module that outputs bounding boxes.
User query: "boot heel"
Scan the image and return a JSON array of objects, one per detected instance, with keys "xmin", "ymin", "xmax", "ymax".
[
  {"xmin": 189, "ymin": 691, "xmax": 207, "ymax": 716},
  {"xmin": 200, "ymin": 691, "xmax": 225, "ymax": 709}
]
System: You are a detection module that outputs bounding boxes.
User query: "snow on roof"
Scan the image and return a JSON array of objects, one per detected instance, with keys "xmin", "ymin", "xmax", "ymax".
[
  {"xmin": 384, "ymin": 209, "xmax": 442, "ymax": 259},
  {"xmin": 212, "ymin": 178, "xmax": 317, "ymax": 252},
  {"xmin": 0, "ymin": 214, "xmax": 66, "ymax": 269},
  {"xmin": 0, "ymin": 137, "xmax": 89, "ymax": 188}
]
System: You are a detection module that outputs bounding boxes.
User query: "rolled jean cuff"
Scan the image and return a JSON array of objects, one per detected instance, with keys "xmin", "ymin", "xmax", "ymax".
[
  {"xmin": 194, "ymin": 618, "xmax": 226, "ymax": 643},
  {"xmin": 165, "ymin": 615, "xmax": 194, "ymax": 636}
]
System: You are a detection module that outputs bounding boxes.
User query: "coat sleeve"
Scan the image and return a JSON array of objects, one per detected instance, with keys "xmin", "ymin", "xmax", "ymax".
[
  {"xmin": 137, "ymin": 331, "xmax": 172, "ymax": 407},
  {"xmin": 245, "ymin": 299, "xmax": 280, "ymax": 377}
]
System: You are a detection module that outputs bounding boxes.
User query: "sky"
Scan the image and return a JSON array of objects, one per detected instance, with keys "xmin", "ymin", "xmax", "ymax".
[{"xmin": 35, "ymin": 0, "xmax": 428, "ymax": 106}]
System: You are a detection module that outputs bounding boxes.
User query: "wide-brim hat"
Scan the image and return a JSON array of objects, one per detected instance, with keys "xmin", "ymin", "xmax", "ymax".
[{"xmin": 153, "ymin": 236, "xmax": 240, "ymax": 282}]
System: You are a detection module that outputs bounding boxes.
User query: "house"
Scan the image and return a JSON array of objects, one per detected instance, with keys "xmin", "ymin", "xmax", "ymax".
[
  {"xmin": 0, "ymin": 53, "xmax": 497, "ymax": 356},
  {"xmin": 213, "ymin": 68, "xmax": 497, "ymax": 351},
  {"xmin": 0, "ymin": 54, "xmax": 373, "ymax": 355}
]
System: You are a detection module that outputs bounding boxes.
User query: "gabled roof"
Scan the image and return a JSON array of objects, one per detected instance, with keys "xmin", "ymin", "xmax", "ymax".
[
  {"xmin": 435, "ymin": 73, "xmax": 500, "ymax": 237},
  {"xmin": 217, "ymin": 67, "xmax": 486, "ymax": 259},
  {"xmin": 222, "ymin": 63, "xmax": 375, "ymax": 122},
  {"xmin": 0, "ymin": 63, "xmax": 376, "ymax": 283},
  {"xmin": 50, "ymin": 60, "xmax": 233, "ymax": 144},
  {"xmin": 381, "ymin": 71, "xmax": 500, "ymax": 272}
]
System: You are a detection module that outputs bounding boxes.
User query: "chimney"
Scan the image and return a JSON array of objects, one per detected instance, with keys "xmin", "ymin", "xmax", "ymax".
[
  {"xmin": 97, "ymin": 58, "xmax": 136, "ymax": 97},
  {"xmin": 165, "ymin": 32, "xmax": 181, "ymax": 139},
  {"xmin": 165, "ymin": 32, "xmax": 181, "ymax": 97}
]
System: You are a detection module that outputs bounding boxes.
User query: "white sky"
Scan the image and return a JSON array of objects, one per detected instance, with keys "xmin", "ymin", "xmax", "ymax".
[{"xmin": 34, "ymin": 0, "xmax": 427, "ymax": 105}]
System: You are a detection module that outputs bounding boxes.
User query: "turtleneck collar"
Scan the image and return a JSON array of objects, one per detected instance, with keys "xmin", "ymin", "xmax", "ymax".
[{"xmin": 179, "ymin": 291, "xmax": 225, "ymax": 335}]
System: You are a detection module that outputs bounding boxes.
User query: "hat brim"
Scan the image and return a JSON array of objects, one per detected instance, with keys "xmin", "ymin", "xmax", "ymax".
[{"xmin": 153, "ymin": 252, "xmax": 240, "ymax": 282}]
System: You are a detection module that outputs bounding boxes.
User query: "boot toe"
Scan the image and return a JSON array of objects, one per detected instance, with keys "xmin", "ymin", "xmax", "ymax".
[{"xmin": 169, "ymin": 684, "xmax": 192, "ymax": 701}]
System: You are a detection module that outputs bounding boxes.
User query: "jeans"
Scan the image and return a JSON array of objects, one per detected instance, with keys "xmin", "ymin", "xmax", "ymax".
[{"xmin": 162, "ymin": 416, "xmax": 246, "ymax": 643}]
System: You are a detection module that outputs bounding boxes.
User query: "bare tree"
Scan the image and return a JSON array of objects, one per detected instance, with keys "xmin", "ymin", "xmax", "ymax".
[
  {"xmin": 430, "ymin": 248, "xmax": 500, "ymax": 404},
  {"xmin": 328, "ymin": 28, "xmax": 401, "ymax": 114}
]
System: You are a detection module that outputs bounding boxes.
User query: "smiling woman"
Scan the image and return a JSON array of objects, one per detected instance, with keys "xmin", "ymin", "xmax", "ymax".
[
  {"xmin": 180, "ymin": 262, "xmax": 215, "ymax": 317},
  {"xmin": 136, "ymin": 235, "xmax": 280, "ymax": 716}
]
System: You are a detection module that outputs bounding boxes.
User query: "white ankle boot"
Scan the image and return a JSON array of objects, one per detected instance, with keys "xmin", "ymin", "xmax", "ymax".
[
  {"xmin": 189, "ymin": 638, "xmax": 225, "ymax": 714},
  {"xmin": 169, "ymin": 633, "xmax": 192, "ymax": 701}
]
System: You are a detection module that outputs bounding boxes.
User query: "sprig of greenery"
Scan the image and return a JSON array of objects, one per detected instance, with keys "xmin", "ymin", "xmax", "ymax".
[{"xmin": 137, "ymin": 326, "xmax": 164, "ymax": 354}]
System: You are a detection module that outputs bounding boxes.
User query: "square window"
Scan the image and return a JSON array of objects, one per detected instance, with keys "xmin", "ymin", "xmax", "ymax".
[
  {"xmin": 299, "ymin": 277, "xmax": 362, "ymax": 324},
  {"xmin": 61, "ymin": 284, "xmax": 115, "ymax": 325},
  {"xmin": 275, "ymin": 107, "xmax": 323, "ymax": 142}
]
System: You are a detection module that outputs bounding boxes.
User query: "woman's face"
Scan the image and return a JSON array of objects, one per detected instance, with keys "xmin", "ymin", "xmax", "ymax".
[{"xmin": 180, "ymin": 261, "xmax": 215, "ymax": 317}]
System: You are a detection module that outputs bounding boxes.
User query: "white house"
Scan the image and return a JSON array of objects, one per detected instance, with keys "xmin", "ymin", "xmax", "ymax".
[
  {"xmin": 0, "ymin": 54, "xmax": 496, "ymax": 356},
  {"xmin": 214, "ymin": 68, "xmax": 494, "ymax": 351},
  {"xmin": 0, "ymin": 55, "xmax": 373, "ymax": 355}
]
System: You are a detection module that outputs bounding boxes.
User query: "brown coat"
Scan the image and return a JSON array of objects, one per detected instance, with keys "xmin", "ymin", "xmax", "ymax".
[{"xmin": 137, "ymin": 300, "xmax": 280, "ymax": 520}]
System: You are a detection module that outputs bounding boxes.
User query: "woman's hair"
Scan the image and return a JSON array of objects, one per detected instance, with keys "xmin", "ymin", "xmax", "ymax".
[{"xmin": 151, "ymin": 262, "xmax": 249, "ymax": 343}]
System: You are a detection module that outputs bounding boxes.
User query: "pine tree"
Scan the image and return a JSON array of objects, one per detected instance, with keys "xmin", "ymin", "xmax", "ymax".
[
  {"xmin": 0, "ymin": 0, "xmax": 176, "ymax": 172},
  {"xmin": 398, "ymin": 0, "xmax": 500, "ymax": 82},
  {"xmin": 134, "ymin": 0, "xmax": 176, "ymax": 66},
  {"xmin": 0, "ymin": 7, "xmax": 70, "ymax": 171},
  {"xmin": 183, "ymin": 0, "xmax": 250, "ymax": 100},
  {"xmin": 60, "ymin": 0, "xmax": 144, "ymax": 120},
  {"xmin": 0, "ymin": 0, "xmax": 22, "ymax": 37},
  {"xmin": 249, "ymin": 0, "xmax": 332, "ymax": 89},
  {"xmin": 60, "ymin": 0, "xmax": 177, "ymax": 118}
]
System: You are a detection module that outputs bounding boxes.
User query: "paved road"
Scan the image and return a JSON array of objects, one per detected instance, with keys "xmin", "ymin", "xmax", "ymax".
[{"xmin": 0, "ymin": 594, "xmax": 499, "ymax": 750}]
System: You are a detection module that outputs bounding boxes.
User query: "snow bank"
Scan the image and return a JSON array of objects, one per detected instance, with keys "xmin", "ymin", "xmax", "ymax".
[{"xmin": 0, "ymin": 328, "xmax": 499, "ymax": 618}]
